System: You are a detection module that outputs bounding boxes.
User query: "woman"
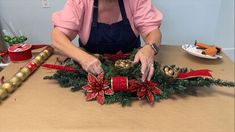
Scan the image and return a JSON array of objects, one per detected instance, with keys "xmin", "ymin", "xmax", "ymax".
[{"xmin": 52, "ymin": 0, "xmax": 163, "ymax": 82}]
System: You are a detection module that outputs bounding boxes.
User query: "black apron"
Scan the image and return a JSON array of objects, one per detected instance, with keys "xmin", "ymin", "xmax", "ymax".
[{"xmin": 79, "ymin": 0, "xmax": 140, "ymax": 54}]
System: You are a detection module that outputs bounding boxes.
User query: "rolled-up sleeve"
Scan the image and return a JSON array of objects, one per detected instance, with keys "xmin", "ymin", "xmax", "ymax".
[
  {"xmin": 52, "ymin": 0, "xmax": 84, "ymax": 40},
  {"xmin": 133, "ymin": 0, "xmax": 163, "ymax": 37}
]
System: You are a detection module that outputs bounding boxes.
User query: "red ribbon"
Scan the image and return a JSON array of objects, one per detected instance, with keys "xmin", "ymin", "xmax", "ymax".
[
  {"xmin": 7, "ymin": 44, "xmax": 48, "ymax": 62},
  {"xmin": 42, "ymin": 64, "xmax": 78, "ymax": 72},
  {"xmin": 111, "ymin": 76, "xmax": 128, "ymax": 91},
  {"xmin": 177, "ymin": 69, "xmax": 212, "ymax": 79}
]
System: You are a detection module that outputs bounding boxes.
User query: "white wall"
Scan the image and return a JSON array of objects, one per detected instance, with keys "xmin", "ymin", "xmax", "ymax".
[{"xmin": 0, "ymin": 0, "xmax": 234, "ymax": 60}]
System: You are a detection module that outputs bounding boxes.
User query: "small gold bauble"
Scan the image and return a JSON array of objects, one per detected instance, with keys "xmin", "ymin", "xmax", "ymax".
[
  {"xmin": 31, "ymin": 59, "xmax": 41, "ymax": 66},
  {"xmin": 35, "ymin": 55, "xmax": 43, "ymax": 63},
  {"xmin": 2, "ymin": 82, "xmax": 15, "ymax": 93},
  {"xmin": 45, "ymin": 47, "xmax": 53, "ymax": 54},
  {"xmin": 39, "ymin": 52, "xmax": 47, "ymax": 60},
  {"xmin": 0, "ymin": 88, "xmax": 8, "ymax": 100},
  {"xmin": 164, "ymin": 67, "xmax": 169, "ymax": 72},
  {"xmin": 20, "ymin": 67, "xmax": 31, "ymax": 77},
  {"xmin": 115, "ymin": 60, "xmax": 132, "ymax": 69},
  {"xmin": 168, "ymin": 70, "xmax": 174, "ymax": 75},
  {"xmin": 9, "ymin": 76, "xmax": 21, "ymax": 87},
  {"xmin": 43, "ymin": 49, "xmax": 50, "ymax": 56},
  {"xmin": 15, "ymin": 72, "xmax": 27, "ymax": 81}
]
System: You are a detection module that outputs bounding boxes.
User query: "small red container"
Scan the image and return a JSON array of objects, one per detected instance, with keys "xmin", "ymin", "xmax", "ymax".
[{"xmin": 8, "ymin": 44, "xmax": 32, "ymax": 62}]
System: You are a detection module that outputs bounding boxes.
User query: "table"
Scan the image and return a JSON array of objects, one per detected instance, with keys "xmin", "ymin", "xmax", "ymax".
[{"xmin": 0, "ymin": 46, "xmax": 234, "ymax": 132}]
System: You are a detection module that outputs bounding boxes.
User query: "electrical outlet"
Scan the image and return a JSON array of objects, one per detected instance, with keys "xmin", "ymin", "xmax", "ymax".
[{"xmin": 42, "ymin": 0, "xmax": 50, "ymax": 8}]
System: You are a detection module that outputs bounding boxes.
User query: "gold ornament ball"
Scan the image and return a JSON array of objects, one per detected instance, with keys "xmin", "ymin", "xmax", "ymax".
[
  {"xmin": 43, "ymin": 49, "xmax": 50, "ymax": 56},
  {"xmin": 0, "ymin": 88, "xmax": 8, "ymax": 100},
  {"xmin": 164, "ymin": 67, "xmax": 169, "ymax": 72},
  {"xmin": 45, "ymin": 47, "xmax": 53, "ymax": 54},
  {"xmin": 39, "ymin": 52, "xmax": 47, "ymax": 60},
  {"xmin": 165, "ymin": 71, "xmax": 170, "ymax": 76},
  {"xmin": 20, "ymin": 67, "xmax": 31, "ymax": 77},
  {"xmin": 9, "ymin": 76, "xmax": 21, "ymax": 87},
  {"xmin": 31, "ymin": 59, "xmax": 41, "ymax": 66},
  {"xmin": 15, "ymin": 72, "xmax": 27, "ymax": 81},
  {"xmin": 35, "ymin": 55, "xmax": 43, "ymax": 63},
  {"xmin": 2, "ymin": 82, "xmax": 15, "ymax": 93},
  {"xmin": 168, "ymin": 70, "xmax": 174, "ymax": 75}
]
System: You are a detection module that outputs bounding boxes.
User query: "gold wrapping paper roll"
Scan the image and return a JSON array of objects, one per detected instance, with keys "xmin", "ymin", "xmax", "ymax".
[{"xmin": 0, "ymin": 46, "xmax": 54, "ymax": 101}]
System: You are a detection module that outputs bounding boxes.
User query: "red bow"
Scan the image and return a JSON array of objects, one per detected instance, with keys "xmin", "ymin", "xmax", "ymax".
[{"xmin": 104, "ymin": 51, "xmax": 130, "ymax": 61}]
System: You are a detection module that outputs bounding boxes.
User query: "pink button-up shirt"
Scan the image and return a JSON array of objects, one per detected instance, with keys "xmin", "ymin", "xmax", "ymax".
[{"xmin": 52, "ymin": 0, "xmax": 163, "ymax": 45}]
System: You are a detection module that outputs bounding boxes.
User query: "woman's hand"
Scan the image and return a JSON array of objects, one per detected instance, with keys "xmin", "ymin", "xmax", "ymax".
[
  {"xmin": 133, "ymin": 45, "xmax": 155, "ymax": 82},
  {"xmin": 80, "ymin": 54, "xmax": 104, "ymax": 75}
]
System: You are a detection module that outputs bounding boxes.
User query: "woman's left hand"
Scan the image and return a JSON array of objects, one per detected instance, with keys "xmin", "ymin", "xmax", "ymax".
[{"xmin": 133, "ymin": 45, "xmax": 156, "ymax": 82}]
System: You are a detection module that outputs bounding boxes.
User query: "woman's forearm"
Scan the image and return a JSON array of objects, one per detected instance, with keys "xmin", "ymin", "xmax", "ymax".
[
  {"xmin": 143, "ymin": 28, "xmax": 162, "ymax": 47},
  {"xmin": 51, "ymin": 28, "xmax": 88, "ymax": 63}
]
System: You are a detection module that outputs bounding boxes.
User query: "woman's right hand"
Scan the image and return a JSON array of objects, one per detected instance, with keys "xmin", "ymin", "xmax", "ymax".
[{"xmin": 80, "ymin": 53, "xmax": 104, "ymax": 75}]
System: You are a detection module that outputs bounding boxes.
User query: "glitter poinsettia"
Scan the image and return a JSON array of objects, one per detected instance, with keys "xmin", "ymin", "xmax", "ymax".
[
  {"xmin": 82, "ymin": 73, "xmax": 114, "ymax": 105},
  {"xmin": 129, "ymin": 80, "xmax": 162, "ymax": 105}
]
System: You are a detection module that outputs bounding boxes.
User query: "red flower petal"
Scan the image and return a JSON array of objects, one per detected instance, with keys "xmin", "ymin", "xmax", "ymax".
[
  {"xmin": 152, "ymin": 87, "xmax": 162, "ymax": 95},
  {"xmin": 86, "ymin": 92, "xmax": 98, "ymax": 101},
  {"xmin": 146, "ymin": 90, "xmax": 155, "ymax": 105},
  {"xmin": 102, "ymin": 80, "xmax": 109, "ymax": 89},
  {"xmin": 88, "ymin": 73, "xmax": 97, "ymax": 84},
  {"xmin": 104, "ymin": 88, "xmax": 114, "ymax": 95},
  {"xmin": 97, "ymin": 73, "xmax": 105, "ymax": 83},
  {"xmin": 137, "ymin": 88, "xmax": 146, "ymax": 98},
  {"xmin": 82, "ymin": 85, "xmax": 93, "ymax": 92},
  {"xmin": 97, "ymin": 94, "xmax": 105, "ymax": 105}
]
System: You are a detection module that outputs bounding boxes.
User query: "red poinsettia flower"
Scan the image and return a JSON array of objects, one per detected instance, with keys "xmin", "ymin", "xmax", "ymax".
[
  {"xmin": 104, "ymin": 51, "xmax": 130, "ymax": 61},
  {"xmin": 129, "ymin": 80, "xmax": 162, "ymax": 105},
  {"xmin": 82, "ymin": 73, "xmax": 114, "ymax": 105}
]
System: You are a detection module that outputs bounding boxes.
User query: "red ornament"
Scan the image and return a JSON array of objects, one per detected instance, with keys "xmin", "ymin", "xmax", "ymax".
[
  {"xmin": 111, "ymin": 76, "xmax": 128, "ymax": 91},
  {"xmin": 82, "ymin": 73, "xmax": 114, "ymax": 105},
  {"xmin": 27, "ymin": 62, "xmax": 38, "ymax": 71},
  {"xmin": 104, "ymin": 51, "xmax": 130, "ymax": 61},
  {"xmin": 129, "ymin": 80, "xmax": 162, "ymax": 105}
]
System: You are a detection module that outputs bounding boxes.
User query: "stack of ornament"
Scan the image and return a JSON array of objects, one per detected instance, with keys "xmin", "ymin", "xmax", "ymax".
[{"xmin": 0, "ymin": 46, "xmax": 53, "ymax": 101}]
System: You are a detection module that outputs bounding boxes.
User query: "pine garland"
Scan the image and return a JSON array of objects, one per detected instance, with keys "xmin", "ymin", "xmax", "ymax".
[{"xmin": 44, "ymin": 49, "xmax": 235, "ymax": 106}]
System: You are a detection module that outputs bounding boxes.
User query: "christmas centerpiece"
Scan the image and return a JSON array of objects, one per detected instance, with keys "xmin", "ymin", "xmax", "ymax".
[{"xmin": 43, "ymin": 49, "xmax": 235, "ymax": 106}]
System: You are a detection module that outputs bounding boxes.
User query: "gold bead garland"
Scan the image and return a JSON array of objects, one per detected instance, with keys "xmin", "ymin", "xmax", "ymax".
[{"xmin": 0, "ymin": 46, "xmax": 54, "ymax": 102}]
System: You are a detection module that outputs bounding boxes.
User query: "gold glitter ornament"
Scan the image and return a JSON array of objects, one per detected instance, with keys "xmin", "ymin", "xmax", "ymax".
[
  {"xmin": 20, "ymin": 67, "xmax": 31, "ymax": 77},
  {"xmin": 43, "ymin": 49, "xmax": 50, "ymax": 56},
  {"xmin": 15, "ymin": 72, "xmax": 27, "ymax": 81},
  {"xmin": 39, "ymin": 52, "xmax": 47, "ymax": 60},
  {"xmin": 35, "ymin": 55, "xmax": 43, "ymax": 63},
  {"xmin": 115, "ymin": 60, "xmax": 133, "ymax": 69},
  {"xmin": 2, "ymin": 82, "xmax": 15, "ymax": 93},
  {"xmin": 9, "ymin": 76, "xmax": 21, "ymax": 87},
  {"xmin": 31, "ymin": 58, "xmax": 41, "ymax": 66},
  {"xmin": 0, "ymin": 88, "xmax": 8, "ymax": 100}
]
